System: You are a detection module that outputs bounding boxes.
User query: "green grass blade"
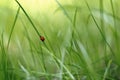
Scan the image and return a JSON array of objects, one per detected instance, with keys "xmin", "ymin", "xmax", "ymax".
[
  {"xmin": 55, "ymin": 0, "xmax": 72, "ymax": 22},
  {"xmin": 1, "ymin": 32, "xmax": 8, "ymax": 80},
  {"xmin": 42, "ymin": 46, "xmax": 75, "ymax": 80},
  {"xmin": 99, "ymin": 0, "xmax": 109, "ymax": 65},
  {"xmin": 77, "ymin": 40, "xmax": 98, "ymax": 80},
  {"xmin": 103, "ymin": 59, "xmax": 112, "ymax": 80},
  {"xmin": 110, "ymin": 0, "xmax": 119, "ymax": 50},
  {"xmin": 85, "ymin": 0, "xmax": 115, "ymax": 56},
  {"xmin": 15, "ymin": 0, "xmax": 40, "ymax": 37},
  {"xmin": 7, "ymin": 7, "xmax": 20, "ymax": 49},
  {"xmin": 110, "ymin": 0, "xmax": 117, "ymax": 31},
  {"xmin": 73, "ymin": 8, "xmax": 78, "ymax": 27}
]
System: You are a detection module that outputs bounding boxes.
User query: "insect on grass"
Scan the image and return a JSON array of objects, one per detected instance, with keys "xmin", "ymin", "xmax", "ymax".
[{"xmin": 40, "ymin": 36, "xmax": 45, "ymax": 42}]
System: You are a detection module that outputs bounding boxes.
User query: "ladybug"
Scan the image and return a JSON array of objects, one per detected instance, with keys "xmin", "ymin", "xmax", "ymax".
[{"xmin": 40, "ymin": 36, "xmax": 45, "ymax": 42}]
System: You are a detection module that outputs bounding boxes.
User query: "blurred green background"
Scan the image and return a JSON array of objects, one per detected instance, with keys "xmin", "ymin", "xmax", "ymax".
[{"xmin": 0, "ymin": 0, "xmax": 120, "ymax": 80}]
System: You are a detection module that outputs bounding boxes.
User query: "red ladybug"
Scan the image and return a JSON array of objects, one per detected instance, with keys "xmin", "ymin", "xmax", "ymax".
[{"xmin": 40, "ymin": 36, "xmax": 45, "ymax": 42}]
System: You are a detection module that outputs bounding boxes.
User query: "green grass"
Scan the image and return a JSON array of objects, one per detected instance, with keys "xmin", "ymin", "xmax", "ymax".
[{"xmin": 0, "ymin": 0, "xmax": 120, "ymax": 80}]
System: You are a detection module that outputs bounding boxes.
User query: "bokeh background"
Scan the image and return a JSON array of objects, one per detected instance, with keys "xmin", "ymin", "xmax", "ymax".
[{"xmin": 0, "ymin": 0, "xmax": 120, "ymax": 80}]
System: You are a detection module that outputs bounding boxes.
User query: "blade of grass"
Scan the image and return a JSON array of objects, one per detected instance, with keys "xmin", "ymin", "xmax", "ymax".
[
  {"xmin": 73, "ymin": 8, "xmax": 78, "ymax": 27},
  {"xmin": 100, "ymin": 0, "xmax": 104, "ymax": 32},
  {"xmin": 7, "ymin": 7, "xmax": 20, "ymax": 49},
  {"xmin": 67, "ymin": 7, "xmax": 78, "ymax": 69},
  {"xmin": 59, "ymin": 48, "xmax": 66, "ymax": 80},
  {"xmin": 20, "ymin": 18, "xmax": 37, "ymax": 67},
  {"xmin": 110, "ymin": 0, "xmax": 117, "ymax": 34},
  {"xmin": 100, "ymin": 0, "xmax": 108, "ymax": 65},
  {"xmin": 84, "ymin": 0, "xmax": 115, "ymax": 56},
  {"xmin": 39, "ymin": 45, "xmax": 50, "ymax": 80},
  {"xmin": 1, "ymin": 32, "xmax": 8, "ymax": 80},
  {"xmin": 15, "ymin": 0, "xmax": 40, "ymax": 37},
  {"xmin": 103, "ymin": 59, "xmax": 112, "ymax": 80},
  {"xmin": 110, "ymin": 0, "xmax": 119, "ymax": 51},
  {"xmin": 55, "ymin": 0, "xmax": 72, "ymax": 22},
  {"xmin": 71, "ymin": 7, "xmax": 78, "ymax": 40},
  {"xmin": 18, "ymin": 62, "xmax": 30, "ymax": 80},
  {"xmin": 42, "ymin": 46, "xmax": 75, "ymax": 80},
  {"xmin": 77, "ymin": 40, "xmax": 98, "ymax": 80}
]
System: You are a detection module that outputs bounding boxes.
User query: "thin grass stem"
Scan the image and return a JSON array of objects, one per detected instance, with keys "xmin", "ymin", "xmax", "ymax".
[
  {"xmin": 85, "ymin": 0, "xmax": 115, "ymax": 57},
  {"xmin": 15, "ymin": 0, "xmax": 40, "ymax": 37},
  {"xmin": 7, "ymin": 7, "xmax": 20, "ymax": 50}
]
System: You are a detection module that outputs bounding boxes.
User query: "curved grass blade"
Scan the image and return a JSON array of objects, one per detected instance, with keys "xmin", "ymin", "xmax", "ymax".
[
  {"xmin": 15, "ymin": 0, "xmax": 40, "ymax": 37},
  {"xmin": 110, "ymin": 0, "xmax": 119, "ymax": 51},
  {"xmin": 55, "ymin": 0, "xmax": 72, "ymax": 22},
  {"xmin": 103, "ymin": 59, "xmax": 112, "ymax": 80},
  {"xmin": 7, "ymin": 7, "xmax": 20, "ymax": 49},
  {"xmin": 84, "ymin": 0, "xmax": 115, "ymax": 56},
  {"xmin": 42, "ymin": 47, "xmax": 75, "ymax": 80}
]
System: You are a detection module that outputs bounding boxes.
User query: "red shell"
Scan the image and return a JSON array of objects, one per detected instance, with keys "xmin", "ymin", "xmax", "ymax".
[{"xmin": 40, "ymin": 36, "xmax": 45, "ymax": 41}]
